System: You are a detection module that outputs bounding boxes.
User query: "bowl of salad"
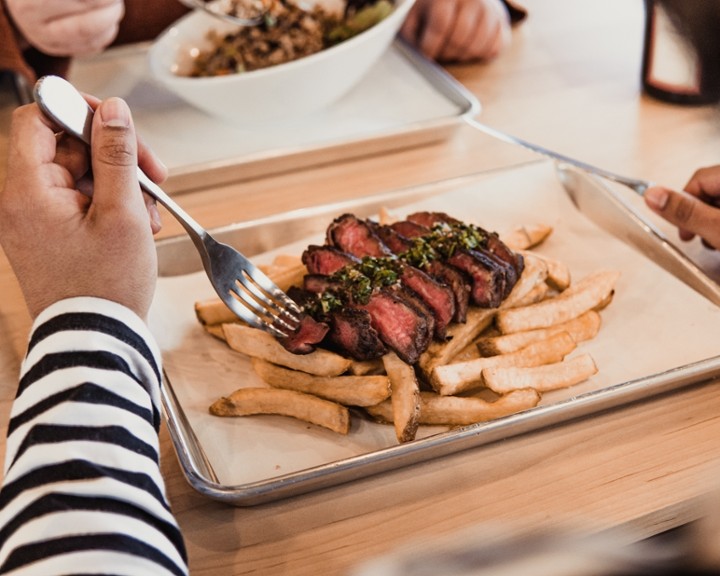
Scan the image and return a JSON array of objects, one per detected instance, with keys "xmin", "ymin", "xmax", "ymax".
[{"xmin": 148, "ymin": 0, "xmax": 415, "ymax": 123}]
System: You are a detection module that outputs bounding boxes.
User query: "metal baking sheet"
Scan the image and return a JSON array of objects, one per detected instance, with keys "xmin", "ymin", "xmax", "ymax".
[
  {"xmin": 149, "ymin": 161, "xmax": 720, "ymax": 505},
  {"xmin": 67, "ymin": 39, "xmax": 478, "ymax": 194}
]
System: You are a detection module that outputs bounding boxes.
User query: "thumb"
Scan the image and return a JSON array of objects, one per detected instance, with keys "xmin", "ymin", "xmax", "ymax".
[{"xmin": 90, "ymin": 97, "xmax": 142, "ymax": 213}]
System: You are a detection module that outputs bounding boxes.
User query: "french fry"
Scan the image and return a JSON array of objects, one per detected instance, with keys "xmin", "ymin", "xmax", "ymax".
[
  {"xmin": 418, "ymin": 306, "xmax": 496, "ymax": 375},
  {"xmin": 366, "ymin": 388, "xmax": 541, "ymax": 426},
  {"xmin": 521, "ymin": 251, "xmax": 571, "ymax": 291},
  {"xmin": 267, "ymin": 262, "xmax": 307, "ymax": 292},
  {"xmin": 272, "ymin": 254, "xmax": 303, "ymax": 268},
  {"xmin": 252, "ymin": 358, "xmax": 390, "ymax": 406},
  {"xmin": 195, "ymin": 297, "xmax": 237, "ymax": 326},
  {"xmin": 501, "ymin": 253, "xmax": 549, "ymax": 308},
  {"xmin": 431, "ymin": 331, "xmax": 577, "ymax": 396},
  {"xmin": 495, "ymin": 270, "xmax": 620, "ymax": 334},
  {"xmin": 204, "ymin": 323, "xmax": 227, "ymax": 341},
  {"xmin": 382, "ymin": 352, "xmax": 421, "ymax": 443},
  {"xmin": 483, "ymin": 353, "xmax": 598, "ymax": 394},
  {"xmin": 477, "ymin": 310, "xmax": 601, "ymax": 356},
  {"xmin": 223, "ymin": 323, "xmax": 352, "ymax": 376},
  {"xmin": 506, "ymin": 280, "xmax": 549, "ymax": 309},
  {"xmin": 348, "ymin": 359, "xmax": 385, "ymax": 376},
  {"xmin": 210, "ymin": 387, "xmax": 350, "ymax": 434},
  {"xmin": 501, "ymin": 224, "xmax": 553, "ymax": 250}
]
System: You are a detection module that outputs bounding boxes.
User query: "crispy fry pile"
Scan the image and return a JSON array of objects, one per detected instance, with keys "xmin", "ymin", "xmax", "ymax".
[{"xmin": 195, "ymin": 221, "xmax": 620, "ymax": 443}]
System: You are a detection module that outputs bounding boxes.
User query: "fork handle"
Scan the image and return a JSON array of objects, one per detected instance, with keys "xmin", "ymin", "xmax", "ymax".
[{"xmin": 136, "ymin": 169, "xmax": 209, "ymax": 244}]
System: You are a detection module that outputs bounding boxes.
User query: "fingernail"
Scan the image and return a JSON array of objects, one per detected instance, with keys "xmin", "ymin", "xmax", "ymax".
[
  {"xmin": 645, "ymin": 187, "xmax": 669, "ymax": 210},
  {"xmin": 149, "ymin": 202, "xmax": 162, "ymax": 230},
  {"xmin": 99, "ymin": 97, "xmax": 130, "ymax": 128}
]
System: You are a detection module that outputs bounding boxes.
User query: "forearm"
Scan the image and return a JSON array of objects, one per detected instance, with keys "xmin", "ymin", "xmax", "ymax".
[{"xmin": 0, "ymin": 297, "xmax": 187, "ymax": 575}]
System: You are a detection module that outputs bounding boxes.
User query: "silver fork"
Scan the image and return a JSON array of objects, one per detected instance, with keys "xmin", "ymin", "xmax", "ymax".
[{"xmin": 33, "ymin": 75, "xmax": 302, "ymax": 338}]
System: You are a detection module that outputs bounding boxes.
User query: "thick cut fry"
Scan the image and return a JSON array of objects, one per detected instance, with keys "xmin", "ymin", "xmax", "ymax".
[
  {"xmin": 204, "ymin": 323, "xmax": 227, "ymax": 341},
  {"xmin": 431, "ymin": 331, "xmax": 577, "ymax": 395},
  {"xmin": 348, "ymin": 359, "xmax": 385, "ymax": 376},
  {"xmin": 272, "ymin": 254, "xmax": 303, "ymax": 268},
  {"xmin": 210, "ymin": 387, "xmax": 350, "ymax": 434},
  {"xmin": 501, "ymin": 224, "xmax": 553, "ymax": 250},
  {"xmin": 195, "ymin": 298, "xmax": 237, "ymax": 326},
  {"xmin": 477, "ymin": 310, "xmax": 601, "ymax": 356},
  {"xmin": 267, "ymin": 262, "xmax": 307, "ymax": 292},
  {"xmin": 223, "ymin": 323, "xmax": 352, "ymax": 376},
  {"xmin": 366, "ymin": 388, "xmax": 541, "ymax": 426},
  {"xmin": 501, "ymin": 253, "xmax": 549, "ymax": 309},
  {"xmin": 506, "ymin": 280, "xmax": 550, "ymax": 309},
  {"xmin": 382, "ymin": 352, "xmax": 421, "ymax": 443},
  {"xmin": 483, "ymin": 353, "xmax": 598, "ymax": 393},
  {"xmin": 495, "ymin": 270, "xmax": 620, "ymax": 334},
  {"xmin": 252, "ymin": 358, "xmax": 390, "ymax": 406},
  {"xmin": 525, "ymin": 252, "xmax": 571, "ymax": 291},
  {"xmin": 418, "ymin": 307, "xmax": 496, "ymax": 375}
]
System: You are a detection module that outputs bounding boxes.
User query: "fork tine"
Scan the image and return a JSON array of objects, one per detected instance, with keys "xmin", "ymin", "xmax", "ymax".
[
  {"xmin": 234, "ymin": 268, "xmax": 303, "ymax": 323},
  {"xmin": 223, "ymin": 289, "xmax": 294, "ymax": 339},
  {"xmin": 228, "ymin": 281, "xmax": 300, "ymax": 334},
  {"xmin": 239, "ymin": 263, "xmax": 303, "ymax": 315}
]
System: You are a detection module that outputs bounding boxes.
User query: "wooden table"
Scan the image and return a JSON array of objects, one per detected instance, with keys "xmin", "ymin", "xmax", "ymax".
[{"xmin": 3, "ymin": 0, "xmax": 720, "ymax": 574}]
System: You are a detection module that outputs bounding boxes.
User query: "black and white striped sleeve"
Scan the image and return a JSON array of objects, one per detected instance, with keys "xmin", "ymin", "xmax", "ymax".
[{"xmin": 0, "ymin": 297, "xmax": 188, "ymax": 575}]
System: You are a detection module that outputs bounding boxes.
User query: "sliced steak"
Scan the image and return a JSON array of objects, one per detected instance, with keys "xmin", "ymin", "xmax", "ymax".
[
  {"xmin": 353, "ymin": 289, "xmax": 431, "ymax": 365},
  {"xmin": 447, "ymin": 249, "xmax": 507, "ymax": 308},
  {"xmin": 398, "ymin": 265, "xmax": 455, "ymax": 339},
  {"xmin": 325, "ymin": 309, "xmax": 387, "ymax": 361},
  {"xmin": 327, "ymin": 213, "xmax": 393, "ymax": 258},
  {"xmin": 302, "ymin": 244, "xmax": 359, "ymax": 276},
  {"xmin": 279, "ymin": 314, "xmax": 329, "ymax": 355}
]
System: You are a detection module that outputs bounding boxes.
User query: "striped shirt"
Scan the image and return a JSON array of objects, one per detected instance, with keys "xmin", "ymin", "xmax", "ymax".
[{"xmin": 0, "ymin": 297, "xmax": 188, "ymax": 575}]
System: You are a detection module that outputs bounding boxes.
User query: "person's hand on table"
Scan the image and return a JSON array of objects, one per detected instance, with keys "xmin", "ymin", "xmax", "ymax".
[
  {"xmin": 645, "ymin": 165, "xmax": 720, "ymax": 250},
  {"xmin": 0, "ymin": 96, "xmax": 165, "ymax": 320},
  {"xmin": 5, "ymin": 0, "xmax": 125, "ymax": 56},
  {"xmin": 401, "ymin": 0, "xmax": 511, "ymax": 62}
]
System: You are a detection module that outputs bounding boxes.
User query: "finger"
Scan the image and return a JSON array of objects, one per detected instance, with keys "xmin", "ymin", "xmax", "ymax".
[
  {"xmin": 137, "ymin": 132, "xmax": 168, "ymax": 185},
  {"xmin": 463, "ymin": 2, "xmax": 510, "ymax": 60},
  {"xmin": 438, "ymin": 1, "xmax": 479, "ymax": 62},
  {"xmin": 684, "ymin": 165, "xmax": 720, "ymax": 204},
  {"xmin": 417, "ymin": 1, "xmax": 457, "ymax": 61},
  {"xmin": 399, "ymin": 8, "xmax": 421, "ymax": 44},
  {"xmin": 645, "ymin": 186, "xmax": 720, "ymax": 249},
  {"xmin": 89, "ymin": 98, "xmax": 144, "ymax": 215},
  {"xmin": 143, "ymin": 193, "xmax": 163, "ymax": 235},
  {"xmin": 54, "ymin": 133, "xmax": 90, "ymax": 182}
]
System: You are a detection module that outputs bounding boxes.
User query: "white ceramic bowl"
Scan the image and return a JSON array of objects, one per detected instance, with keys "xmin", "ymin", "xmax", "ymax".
[{"xmin": 148, "ymin": 0, "xmax": 416, "ymax": 124}]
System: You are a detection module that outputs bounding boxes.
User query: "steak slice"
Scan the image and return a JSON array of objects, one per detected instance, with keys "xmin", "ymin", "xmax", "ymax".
[
  {"xmin": 447, "ymin": 249, "xmax": 507, "ymax": 308},
  {"xmin": 280, "ymin": 313, "xmax": 329, "ymax": 355},
  {"xmin": 354, "ymin": 289, "xmax": 431, "ymax": 365},
  {"xmin": 398, "ymin": 265, "xmax": 455, "ymax": 339},
  {"xmin": 326, "ymin": 309, "xmax": 387, "ymax": 361},
  {"xmin": 423, "ymin": 259, "xmax": 471, "ymax": 323},
  {"xmin": 327, "ymin": 213, "xmax": 393, "ymax": 258},
  {"xmin": 302, "ymin": 244, "xmax": 359, "ymax": 275}
]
